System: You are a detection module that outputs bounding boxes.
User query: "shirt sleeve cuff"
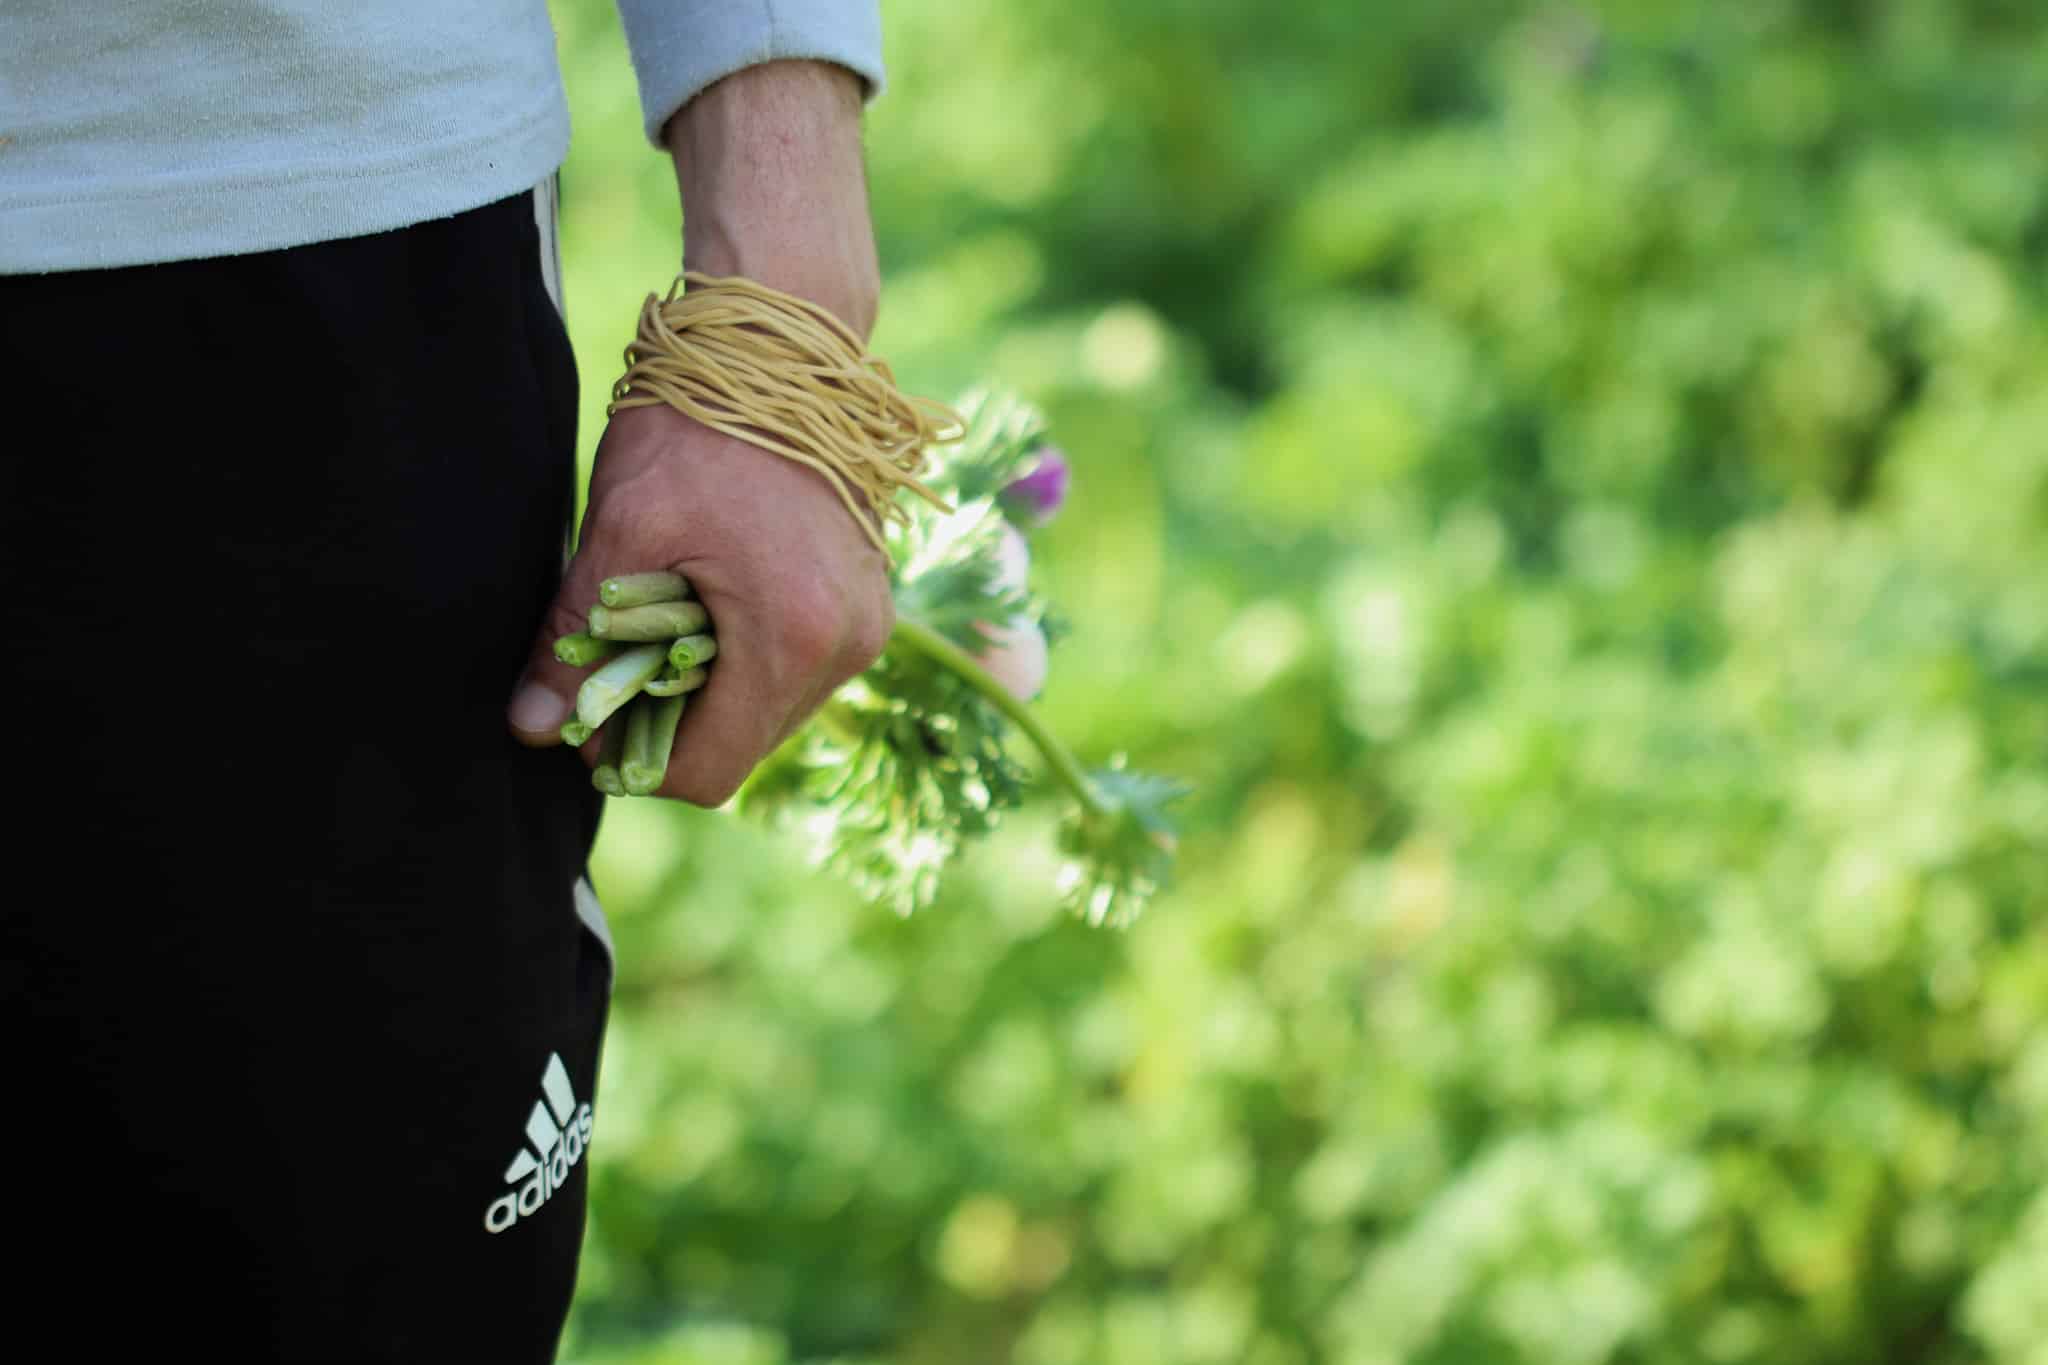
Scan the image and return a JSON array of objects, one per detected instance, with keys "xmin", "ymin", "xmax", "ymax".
[{"xmin": 615, "ymin": 1, "xmax": 886, "ymax": 148}]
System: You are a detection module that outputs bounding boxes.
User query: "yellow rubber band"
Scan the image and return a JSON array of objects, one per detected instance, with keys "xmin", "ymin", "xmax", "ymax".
[{"xmin": 606, "ymin": 272, "xmax": 962, "ymax": 555}]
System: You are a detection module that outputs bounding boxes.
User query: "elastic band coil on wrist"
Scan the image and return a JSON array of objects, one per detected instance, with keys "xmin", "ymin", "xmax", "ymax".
[{"xmin": 607, "ymin": 272, "xmax": 961, "ymax": 555}]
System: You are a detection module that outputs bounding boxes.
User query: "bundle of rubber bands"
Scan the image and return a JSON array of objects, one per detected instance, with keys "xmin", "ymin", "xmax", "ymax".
[{"xmin": 607, "ymin": 271, "xmax": 962, "ymax": 554}]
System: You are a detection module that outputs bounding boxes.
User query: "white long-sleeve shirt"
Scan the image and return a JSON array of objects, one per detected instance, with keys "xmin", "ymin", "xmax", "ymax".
[{"xmin": 0, "ymin": 0, "xmax": 883, "ymax": 273}]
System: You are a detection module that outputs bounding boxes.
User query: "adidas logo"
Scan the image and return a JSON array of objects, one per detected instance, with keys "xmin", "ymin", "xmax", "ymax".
[{"xmin": 483, "ymin": 1052, "xmax": 594, "ymax": 1235}]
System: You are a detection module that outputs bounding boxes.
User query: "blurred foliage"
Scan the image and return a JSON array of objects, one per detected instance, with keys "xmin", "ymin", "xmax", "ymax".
[{"xmin": 547, "ymin": 1, "xmax": 2048, "ymax": 1361}]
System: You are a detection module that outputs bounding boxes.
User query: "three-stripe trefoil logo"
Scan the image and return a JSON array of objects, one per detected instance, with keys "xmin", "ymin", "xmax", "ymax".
[{"xmin": 483, "ymin": 1052, "xmax": 594, "ymax": 1235}]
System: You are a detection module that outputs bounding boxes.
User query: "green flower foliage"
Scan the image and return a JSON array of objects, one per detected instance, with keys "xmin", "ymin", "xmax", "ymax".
[
  {"xmin": 737, "ymin": 654, "xmax": 1028, "ymax": 917},
  {"xmin": 549, "ymin": 1, "xmax": 2048, "ymax": 1362},
  {"xmin": 734, "ymin": 387, "xmax": 1185, "ymax": 920},
  {"xmin": 1056, "ymin": 763, "xmax": 1190, "ymax": 928}
]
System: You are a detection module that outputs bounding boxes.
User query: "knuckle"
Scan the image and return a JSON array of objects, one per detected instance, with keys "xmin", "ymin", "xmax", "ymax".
[
  {"xmin": 779, "ymin": 579, "xmax": 846, "ymax": 667},
  {"xmin": 845, "ymin": 596, "xmax": 892, "ymax": 671}
]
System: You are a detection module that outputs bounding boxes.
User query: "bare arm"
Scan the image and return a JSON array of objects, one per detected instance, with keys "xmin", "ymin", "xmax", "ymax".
[{"xmin": 666, "ymin": 60, "xmax": 879, "ymax": 337}]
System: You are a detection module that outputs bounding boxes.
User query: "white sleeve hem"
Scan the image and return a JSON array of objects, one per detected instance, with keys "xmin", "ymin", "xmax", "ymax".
[{"xmin": 614, "ymin": 0, "xmax": 886, "ymax": 148}]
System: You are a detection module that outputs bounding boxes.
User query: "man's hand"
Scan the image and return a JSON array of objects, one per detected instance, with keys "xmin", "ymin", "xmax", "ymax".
[
  {"xmin": 505, "ymin": 58, "xmax": 888, "ymax": 803},
  {"xmin": 507, "ymin": 402, "xmax": 892, "ymax": 803}
]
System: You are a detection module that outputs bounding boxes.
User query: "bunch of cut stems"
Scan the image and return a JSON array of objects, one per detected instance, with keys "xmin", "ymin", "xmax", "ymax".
[{"xmin": 551, "ymin": 572, "xmax": 719, "ymax": 796}]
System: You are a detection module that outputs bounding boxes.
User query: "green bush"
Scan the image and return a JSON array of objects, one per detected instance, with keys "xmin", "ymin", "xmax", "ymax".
[{"xmin": 550, "ymin": 2, "xmax": 2048, "ymax": 1361}]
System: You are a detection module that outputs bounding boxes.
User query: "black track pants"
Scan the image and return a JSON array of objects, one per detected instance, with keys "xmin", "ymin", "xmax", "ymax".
[{"xmin": 0, "ymin": 187, "xmax": 610, "ymax": 1361}]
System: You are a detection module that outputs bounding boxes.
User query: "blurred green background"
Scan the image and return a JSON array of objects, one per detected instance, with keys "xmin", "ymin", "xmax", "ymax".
[{"xmin": 545, "ymin": 2, "xmax": 2048, "ymax": 1361}]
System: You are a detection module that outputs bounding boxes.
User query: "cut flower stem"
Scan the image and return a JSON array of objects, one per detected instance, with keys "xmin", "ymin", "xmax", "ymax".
[
  {"xmin": 554, "ymin": 633, "xmax": 623, "ymax": 668},
  {"xmin": 599, "ymin": 572, "xmax": 690, "ymax": 609},
  {"xmin": 644, "ymin": 665, "xmax": 707, "ymax": 698},
  {"xmin": 669, "ymin": 633, "xmax": 718, "ymax": 670},
  {"xmin": 623, "ymin": 693, "xmax": 686, "ymax": 794},
  {"xmin": 888, "ymin": 615, "xmax": 1109, "ymax": 821},
  {"xmin": 576, "ymin": 643, "xmax": 669, "ymax": 729},
  {"xmin": 592, "ymin": 717, "xmax": 628, "ymax": 796},
  {"xmin": 589, "ymin": 601, "xmax": 707, "ymax": 641}
]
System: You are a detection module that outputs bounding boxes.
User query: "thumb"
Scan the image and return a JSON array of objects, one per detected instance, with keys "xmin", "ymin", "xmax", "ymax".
[{"xmin": 506, "ymin": 550, "xmax": 614, "ymax": 749}]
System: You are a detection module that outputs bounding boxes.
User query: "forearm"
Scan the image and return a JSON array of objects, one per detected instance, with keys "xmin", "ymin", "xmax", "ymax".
[{"xmin": 663, "ymin": 60, "xmax": 880, "ymax": 340}]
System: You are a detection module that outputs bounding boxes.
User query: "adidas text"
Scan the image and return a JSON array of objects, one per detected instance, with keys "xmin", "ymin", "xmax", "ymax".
[{"xmin": 484, "ymin": 1052, "xmax": 595, "ymax": 1235}]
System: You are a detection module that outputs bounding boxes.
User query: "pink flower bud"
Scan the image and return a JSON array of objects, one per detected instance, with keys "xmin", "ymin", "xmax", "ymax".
[
  {"xmin": 991, "ymin": 523, "xmax": 1031, "ymax": 597},
  {"xmin": 971, "ymin": 614, "xmax": 1049, "ymax": 701},
  {"xmin": 998, "ymin": 447, "xmax": 1070, "ymax": 528}
]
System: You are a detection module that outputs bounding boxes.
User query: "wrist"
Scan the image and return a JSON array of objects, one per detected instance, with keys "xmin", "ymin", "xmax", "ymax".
[{"xmin": 664, "ymin": 60, "xmax": 880, "ymax": 338}]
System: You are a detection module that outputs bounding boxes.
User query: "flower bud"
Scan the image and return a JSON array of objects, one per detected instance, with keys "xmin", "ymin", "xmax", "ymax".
[
  {"xmin": 991, "ymin": 522, "xmax": 1031, "ymax": 597},
  {"xmin": 998, "ymin": 447, "xmax": 1070, "ymax": 529},
  {"xmin": 972, "ymin": 614, "xmax": 1049, "ymax": 701}
]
